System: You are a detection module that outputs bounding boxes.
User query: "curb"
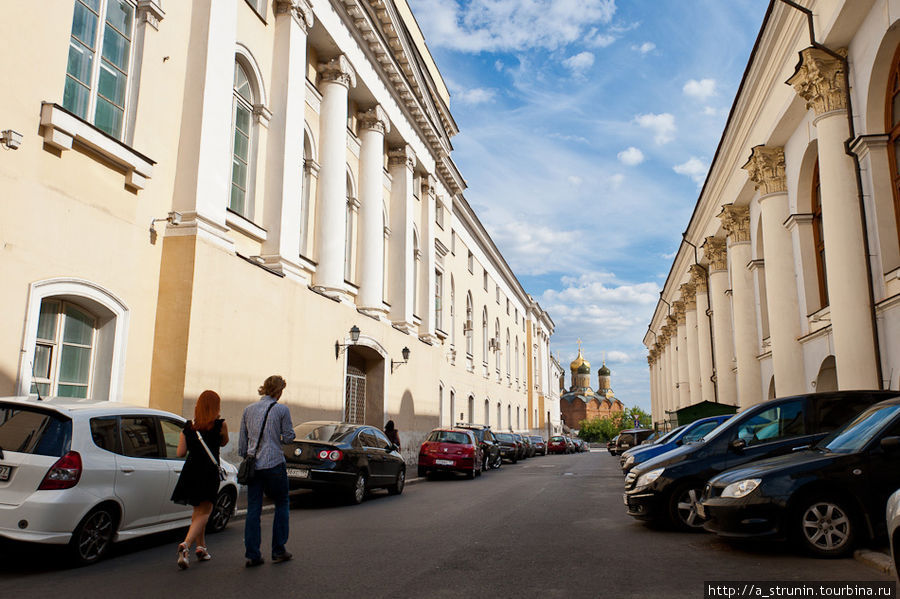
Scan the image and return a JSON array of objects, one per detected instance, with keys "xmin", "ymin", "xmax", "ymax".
[
  {"xmin": 232, "ymin": 476, "xmax": 426, "ymax": 520},
  {"xmin": 854, "ymin": 549, "xmax": 896, "ymax": 577}
]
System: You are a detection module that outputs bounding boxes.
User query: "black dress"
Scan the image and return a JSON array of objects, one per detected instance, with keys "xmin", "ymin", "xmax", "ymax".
[{"xmin": 171, "ymin": 419, "xmax": 223, "ymax": 506}]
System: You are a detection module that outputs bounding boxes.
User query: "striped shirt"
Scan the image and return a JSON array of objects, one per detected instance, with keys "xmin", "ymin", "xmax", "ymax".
[{"xmin": 238, "ymin": 396, "xmax": 295, "ymax": 470}]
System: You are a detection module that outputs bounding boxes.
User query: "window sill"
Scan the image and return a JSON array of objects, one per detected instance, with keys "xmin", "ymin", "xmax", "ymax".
[
  {"xmin": 40, "ymin": 102, "xmax": 155, "ymax": 190},
  {"xmin": 226, "ymin": 209, "xmax": 267, "ymax": 242}
]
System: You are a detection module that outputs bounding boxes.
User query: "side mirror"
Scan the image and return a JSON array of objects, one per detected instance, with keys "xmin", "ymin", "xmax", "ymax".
[
  {"xmin": 880, "ymin": 436, "xmax": 900, "ymax": 452},
  {"xmin": 730, "ymin": 438, "xmax": 746, "ymax": 452}
]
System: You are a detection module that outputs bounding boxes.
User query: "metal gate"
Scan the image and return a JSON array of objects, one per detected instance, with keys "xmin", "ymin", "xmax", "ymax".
[{"xmin": 344, "ymin": 365, "xmax": 366, "ymax": 424}]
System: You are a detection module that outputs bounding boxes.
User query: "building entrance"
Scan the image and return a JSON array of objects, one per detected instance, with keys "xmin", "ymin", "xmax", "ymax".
[{"xmin": 344, "ymin": 346, "xmax": 385, "ymax": 427}]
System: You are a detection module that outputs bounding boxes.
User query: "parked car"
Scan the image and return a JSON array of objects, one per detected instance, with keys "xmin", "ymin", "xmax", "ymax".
[
  {"xmin": 624, "ymin": 390, "xmax": 897, "ymax": 531},
  {"xmin": 607, "ymin": 435, "xmax": 620, "ymax": 455},
  {"xmin": 700, "ymin": 396, "xmax": 900, "ymax": 557},
  {"xmin": 888, "ymin": 488, "xmax": 900, "ymax": 583},
  {"xmin": 512, "ymin": 433, "xmax": 528, "ymax": 460},
  {"xmin": 283, "ymin": 421, "xmax": 405, "ymax": 504},
  {"xmin": 621, "ymin": 425, "xmax": 686, "ymax": 469},
  {"xmin": 564, "ymin": 437, "xmax": 576, "ymax": 454},
  {"xmin": 494, "ymin": 433, "xmax": 520, "ymax": 463},
  {"xmin": 520, "ymin": 435, "xmax": 535, "ymax": 458},
  {"xmin": 548, "ymin": 435, "xmax": 568, "ymax": 454},
  {"xmin": 621, "ymin": 416, "xmax": 732, "ymax": 475},
  {"xmin": 455, "ymin": 423, "xmax": 501, "ymax": 470},
  {"xmin": 610, "ymin": 428, "xmax": 654, "ymax": 456},
  {"xmin": 642, "ymin": 430, "xmax": 665, "ymax": 445},
  {"xmin": 418, "ymin": 428, "xmax": 482, "ymax": 479},
  {"xmin": 0, "ymin": 396, "xmax": 238, "ymax": 565},
  {"xmin": 529, "ymin": 436, "xmax": 547, "ymax": 456}
]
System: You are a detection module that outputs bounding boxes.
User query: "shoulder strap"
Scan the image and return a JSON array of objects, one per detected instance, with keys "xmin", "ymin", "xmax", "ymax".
[
  {"xmin": 251, "ymin": 401, "xmax": 277, "ymax": 457},
  {"xmin": 195, "ymin": 429, "xmax": 220, "ymax": 466}
]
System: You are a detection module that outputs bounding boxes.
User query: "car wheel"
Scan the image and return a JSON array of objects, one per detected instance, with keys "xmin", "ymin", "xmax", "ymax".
[
  {"xmin": 417, "ymin": 466, "xmax": 427, "ymax": 478},
  {"xmin": 349, "ymin": 472, "xmax": 367, "ymax": 505},
  {"xmin": 669, "ymin": 483, "xmax": 707, "ymax": 532},
  {"xmin": 795, "ymin": 497, "xmax": 856, "ymax": 558},
  {"xmin": 206, "ymin": 488, "xmax": 236, "ymax": 533},
  {"xmin": 69, "ymin": 505, "xmax": 117, "ymax": 566},
  {"xmin": 388, "ymin": 468, "xmax": 405, "ymax": 495},
  {"xmin": 491, "ymin": 454, "xmax": 502, "ymax": 469}
]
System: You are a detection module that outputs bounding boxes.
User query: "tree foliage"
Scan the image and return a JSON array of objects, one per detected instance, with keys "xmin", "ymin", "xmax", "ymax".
[{"xmin": 577, "ymin": 406, "xmax": 653, "ymax": 442}]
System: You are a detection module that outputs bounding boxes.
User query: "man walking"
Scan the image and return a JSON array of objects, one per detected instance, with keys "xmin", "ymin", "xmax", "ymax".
[{"xmin": 239, "ymin": 375, "xmax": 295, "ymax": 567}]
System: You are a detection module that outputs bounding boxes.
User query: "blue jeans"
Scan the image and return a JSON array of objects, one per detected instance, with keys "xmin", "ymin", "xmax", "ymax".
[{"xmin": 244, "ymin": 463, "xmax": 290, "ymax": 560}]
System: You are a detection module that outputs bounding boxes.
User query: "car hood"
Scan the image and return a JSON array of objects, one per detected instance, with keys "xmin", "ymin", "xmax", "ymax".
[
  {"xmin": 709, "ymin": 449, "xmax": 840, "ymax": 486},
  {"xmin": 630, "ymin": 441, "xmax": 703, "ymax": 475}
]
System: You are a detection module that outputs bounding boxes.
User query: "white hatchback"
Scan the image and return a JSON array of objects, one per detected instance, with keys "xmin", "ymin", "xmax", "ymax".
[{"xmin": 0, "ymin": 396, "xmax": 238, "ymax": 564}]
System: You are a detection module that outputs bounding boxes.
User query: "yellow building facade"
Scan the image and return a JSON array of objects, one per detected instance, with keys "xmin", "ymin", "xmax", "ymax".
[{"xmin": 0, "ymin": 0, "xmax": 555, "ymax": 461}]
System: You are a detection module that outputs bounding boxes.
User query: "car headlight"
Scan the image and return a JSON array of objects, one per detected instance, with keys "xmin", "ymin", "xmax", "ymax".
[
  {"xmin": 624, "ymin": 455, "xmax": 635, "ymax": 468},
  {"xmin": 635, "ymin": 468, "xmax": 664, "ymax": 490},
  {"xmin": 721, "ymin": 478, "xmax": 761, "ymax": 499}
]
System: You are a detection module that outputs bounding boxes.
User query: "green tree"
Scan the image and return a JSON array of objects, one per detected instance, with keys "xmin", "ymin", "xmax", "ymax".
[{"xmin": 577, "ymin": 405, "xmax": 652, "ymax": 442}]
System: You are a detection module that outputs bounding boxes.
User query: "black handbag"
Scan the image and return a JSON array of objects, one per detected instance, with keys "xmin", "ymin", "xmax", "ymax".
[{"xmin": 237, "ymin": 402, "xmax": 276, "ymax": 485}]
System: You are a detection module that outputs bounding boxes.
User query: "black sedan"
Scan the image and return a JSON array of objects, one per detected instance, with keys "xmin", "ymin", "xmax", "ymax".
[
  {"xmin": 700, "ymin": 397, "xmax": 900, "ymax": 557},
  {"xmin": 494, "ymin": 432, "xmax": 520, "ymax": 463},
  {"xmin": 283, "ymin": 421, "xmax": 406, "ymax": 504}
]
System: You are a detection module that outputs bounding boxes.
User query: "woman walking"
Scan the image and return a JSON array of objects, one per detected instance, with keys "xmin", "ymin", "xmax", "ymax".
[{"xmin": 171, "ymin": 390, "xmax": 229, "ymax": 569}]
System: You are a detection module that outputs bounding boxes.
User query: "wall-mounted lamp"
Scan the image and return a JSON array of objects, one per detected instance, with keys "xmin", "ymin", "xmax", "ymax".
[
  {"xmin": 391, "ymin": 346, "xmax": 410, "ymax": 372},
  {"xmin": 1, "ymin": 129, "xmax": 23, "ymax": 150},
  {"xmin": 150, "ymin": 211, "xmax": 183, "ymax": 235},
  {"xmin": 335, "ymin": 325, "xmax": 361, "ymax": 359}
]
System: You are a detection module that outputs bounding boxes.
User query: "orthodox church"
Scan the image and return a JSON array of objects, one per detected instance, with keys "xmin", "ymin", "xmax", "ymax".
[{"xmin": 559, "ymin": 346, "xmax": 624, "ymax": 429}]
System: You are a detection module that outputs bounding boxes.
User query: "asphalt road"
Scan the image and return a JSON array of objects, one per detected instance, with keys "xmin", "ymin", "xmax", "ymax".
[{"xmin": 0, "ymin": 450, "xmax": 893, "ymax": 598}]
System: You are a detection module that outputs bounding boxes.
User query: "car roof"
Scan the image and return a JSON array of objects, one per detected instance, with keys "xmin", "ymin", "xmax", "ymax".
[
  {"xmin": 620, "ymin": 428, "xmax": 653, "ymax": 433},
  {"xmin": 0, "ymin": 395, "xmax": 182, "ymax": 418}
]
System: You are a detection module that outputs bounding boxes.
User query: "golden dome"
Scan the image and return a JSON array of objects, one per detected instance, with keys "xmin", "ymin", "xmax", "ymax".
[{"xmin": 569, "ymin": 348, "xmax": 591, "ymax": 372}]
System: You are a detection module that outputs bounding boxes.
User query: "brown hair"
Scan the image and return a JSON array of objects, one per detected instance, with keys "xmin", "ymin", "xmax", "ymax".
[
  {"xmin": 258, "ymin": 375, "xmax": 287, "ymax": 398},
  {"xmin": 192, "ymin": 390, "xmax": 221, "ymax": 431}
]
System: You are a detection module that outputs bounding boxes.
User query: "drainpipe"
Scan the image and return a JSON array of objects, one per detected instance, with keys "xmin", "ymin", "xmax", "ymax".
[
  {"xmin": 682, "ymin": 235, "xmax": 719, "ymax": 403},
  {"xmin": 775, "ymin": 0, "xmax": 884, "ymax": 389}
]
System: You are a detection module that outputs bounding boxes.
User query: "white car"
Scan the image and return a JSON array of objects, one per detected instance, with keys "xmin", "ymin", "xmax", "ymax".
[
  {"xmin": 0, "ymin": 396, "xmax": 238, "ymax": 564},
  {"xmin": 888, "ymin": 488, "xmax": 900, "ymax": 583}
]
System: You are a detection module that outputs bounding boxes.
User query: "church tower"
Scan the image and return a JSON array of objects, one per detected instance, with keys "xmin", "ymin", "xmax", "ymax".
[
  {"xmin": 598, "ymin": 361, "xmax": 614, "ymax": 398},
  {"xmin": 569, "ymin": 348, "xmax": 592, "ymax": 394}
]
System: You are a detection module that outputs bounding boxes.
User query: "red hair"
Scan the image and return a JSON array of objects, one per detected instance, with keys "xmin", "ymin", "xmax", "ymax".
[{"xmin": 192, "ymin": 390, "xmax": 221, "ymax": 431}]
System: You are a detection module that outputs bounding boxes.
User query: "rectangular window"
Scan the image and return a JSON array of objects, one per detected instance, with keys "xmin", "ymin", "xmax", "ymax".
[
  {"xmin": 496, "ymin": 285, "xmax": 500, "ymax": 304},
  {"xmin": 64, "ymin": 0, "xmax": 135, "ymax": 139},
  {"xmin": 436, "ymin": 199, "xmax": 444, "ymax": 229},
  {"xmin": 120, "ymin": 417, "xmax": 162, "ymax": 458},
  {"xmin": 483, "ymin": 270, "xmax": 488, "ymax": 291},
  {"xmin": 31, "ymin": 300, "xmax": 96, "ymax": 399},
  {"xmin": 435, "ymin": 270, "xmax": 443, "ymax": 330},
  {"xmin": 451, "ymin": 231, "xmax": 456, "ymax": 255},
  {"xmin": 467, "ymin": 251, "xmax": 473, "ymax": 274}
]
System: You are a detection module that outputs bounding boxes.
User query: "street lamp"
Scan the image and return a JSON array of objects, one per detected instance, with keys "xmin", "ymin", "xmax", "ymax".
[
  {"xmin": 391, "ymin": 346, "xmax": 410, "ymax": 372},
  {"xmin": 335, "ymin": 325, "xmax": 361, "ymax": 359}
]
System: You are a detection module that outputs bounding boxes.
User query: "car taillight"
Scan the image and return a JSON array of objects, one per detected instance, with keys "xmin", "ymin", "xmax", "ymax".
[
  {"xmin": 317, "ymin": 449, "xmax": 342, "ymax": 461},
  {"xmin": 38, "ymin": 451, "xmax": 82, "ymax": 490}
]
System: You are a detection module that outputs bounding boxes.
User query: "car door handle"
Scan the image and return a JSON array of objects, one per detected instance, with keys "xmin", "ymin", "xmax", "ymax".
[{"xmin": 120, "ymin": 467, "xmax": 135, "ymax": 473}]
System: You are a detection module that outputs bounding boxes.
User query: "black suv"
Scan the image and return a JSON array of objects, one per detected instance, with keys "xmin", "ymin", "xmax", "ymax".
[
  {"xmin": 624, "ymin": 390, "xmax": 897, "ymax": 531},
  {"xmin": 610, "ymin": 428, "xmax": 654, "ymax": 456},
  {"xmin": 455, "ymin": 423, "xmax": 501, "ymax": 470}
]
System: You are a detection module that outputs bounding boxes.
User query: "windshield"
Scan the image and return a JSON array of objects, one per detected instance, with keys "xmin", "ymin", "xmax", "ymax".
[
  {"xmin": 426, "ymin": 430, "xmax": 470, "ymax": 444},
  {"xmin": 683, "ymin": 420, "xmax": 724, "ymax": 443},
  {"xmin": 655, "ymin": 425, "xmax": 686, "ymax": 444},
  {"xmin": 294, "ymin": 422, "xmax": 358, "ymax": 443},
  {"xmin": 818, "ymin": 404, "xmax": 900, "ymax": 454},
  {"xmin": 495, "ymin": 433, "xmax": 514, "ymax": 442}
]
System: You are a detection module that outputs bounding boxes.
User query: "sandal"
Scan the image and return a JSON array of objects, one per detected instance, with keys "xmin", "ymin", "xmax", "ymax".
[
  {"xmin": 195, "ymin": 546, "xmax": 211, "ymax": 561},
  {"xmin": 177, "ymin": 543, "xmax": 190, "ymax": 570}
]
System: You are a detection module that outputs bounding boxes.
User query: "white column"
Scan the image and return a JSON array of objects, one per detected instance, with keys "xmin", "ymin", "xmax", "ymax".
[
  {"xmin": 682, "ymin": 283, "xmax": 701, "ymax": 407},
  {"xmin": 356, "ymin": 106, "xmax": 389, "ymax": 317},
  {"xmin": 664, "ymin": 323, "xmax": 677, "ymax": 415},
  {"xmin": 788, "ymin": 48, "xmax": 879, "ymax": 389},
  {"xmin": 388, "ymin": 145, "xmax": 416, "ymax": 332},
  {"xmin": 720, "ymin": 205, "xmax": 763, "ymax": 408},
  {"xmin": 171, "ymin": 0, "xmax": 236, "ymax": 241},
  {"xmin": 690, "ymin": 266, "xmax": 715, "ymax": 404},
  {"xmin": 313, "ymin": 55, "xmax": 356, "ymax": 298},
  {"xmin": 672, "ymin": 304, "xmax": 689, "ymax": 410},
  {"xmin": 744, "ymin": 146, "xmax": 806, "ymax": 395},
  {"xmin": 419, "ymin": 175, "xmax": 438, "ymax": 343},
  {"xmin": 703, "ymin": 237, "xmax": 737, "ymax": 406},
  {"xmin": 261, "ymin": 1, "xmax": 313, "ymax": 278}
]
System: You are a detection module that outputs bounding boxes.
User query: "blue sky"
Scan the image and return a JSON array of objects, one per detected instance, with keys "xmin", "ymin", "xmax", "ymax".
[{"xmin": 407, "ymin": 0, "xmax": 769, "ymax": 412}]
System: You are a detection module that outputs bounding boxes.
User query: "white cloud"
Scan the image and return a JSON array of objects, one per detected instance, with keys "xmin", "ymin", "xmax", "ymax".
[
  {"xmin": 609, "ymin": 173, "xmax": 625, "ymax": 188},
  {"xmin": 585, "ymin": 29, "xmax": 617, "ymax": 48},
  {"xmin": 494, "ymin": 60, "xmax": 504, "ymax": 72},
  {"xmin": 673, "ymin": 157, "xmax": 708, "ymax": 185},
  {"xmin": 568, "ymin": 175, "xmax": 583, "ymax": 186},
  {"xmin": 617, "ymin": 146, "xmax": 645, "ymax": 166},
  {"xmin": 408, "ymin": 0, "xmax": 617, "ymax": 52},
  {"xmin": 488, "ymin": 221, "xmax": 580, "ymax": 275},
  {"xmin": 632, "ymin": 41, "xmax": 655, "ymax": 54},
  {"xmin": 683, "ymin": 78, "xmax": 717, "ymax": 101},
  {"xmin": 634, "ymin": 113, "xmax": 676, "ymax": 145},
  {"xmin": 607, "ymin": 350, "xmax": 631, "ymax": 363},
  {"xmin": 563, "ymin": 51, "xmax": 595, "ymax": 75},
  {"xmin": 660, "ymin": 250, "xmax": 677, "ymax": 260},
  {"xmin": 453, "ymin": 87, "xmax": 497, "ymax": 105}
]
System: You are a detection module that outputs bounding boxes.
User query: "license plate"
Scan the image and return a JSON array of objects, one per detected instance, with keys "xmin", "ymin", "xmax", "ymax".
[
  {"xmin": 0, "ymin": 465, "xmax": 9, "ymax": 482},
  {"xmin": 286, "ymin": 467, "xmax": 309, "ymax": 479},
  {"xmin": 435, "ymin": 459, "xmax": 454, "ymax": 466}
]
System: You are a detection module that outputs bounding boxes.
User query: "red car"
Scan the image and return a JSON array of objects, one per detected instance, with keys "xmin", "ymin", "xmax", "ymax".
[
  {"xmin": 418, "ymin": 428, "xmax": 483, "ymax": 479},
  {"xmin": 547, "ymin": 435, "xmax": 568, "ymax": 454}
]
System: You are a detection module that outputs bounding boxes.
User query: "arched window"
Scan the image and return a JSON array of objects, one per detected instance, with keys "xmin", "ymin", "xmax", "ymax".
[
  {"xmin": 450, "ymin": 277, "xmax": 456, "ymax": 347},
  {"xmin": 450, "ymin": 390, "xmax": 456, "ymax": 425},
  {"xmin": 467, "ymin": 395, "xmax": 475, "ymax": 423},
  {"xmin": 482, "ymin": 308, "xmax": 488, "ymax": 367},
  {"xmin": 507, "ymin": 404, "xmax": 511, "ymax": 430},
  {"xmin": 412, "ymin": 231, "xmax": 420, "ymax": 316},
  {"xmin": 230, "ymin": 62, "xmax": 254, "ymax": 217},
  {"xmin": 515, "ymin": 335, "xmax": 519, "ymax": 383},
  {"xmin": 382, "ymin": 206, "xmax": 389, "ymax": 303},
  {"xmin": 505, "ymin": 331, "xmax": 511, "ymax": 380},
  {"xmin": 497, "ymin": 402, "xmax": 502, "ymax": 428},
  {"xmin": 886, "ymin": 43, "xmax": 900, "ymax": 246},
  {"xmin": 494, "ymin": 319, "xmax": 501, "ymax": 374},
  {"xmin": 516, "ymin": 406, "xmax": 521, "ymax": 430},
  {"xmin": 484, "ymin": 399, "xmax": 490, "ymax": 425},
  {"xmin": 301, "ymin": 130, "xmax": 314, "ymax": 254},
  {"xmin": 438, "ymin": 384, "xmax": 444, "ymax": 426},
  {"xmin": 465, "ymin": 293, "xmax": 474, "ymax": 356},
  {"xmin": 812, "ymin": 161, "xmax": 829, "ymax": 308},
  {"xmin": 345, "ymin": 171, "xmax": 357, "ymax": 282}
]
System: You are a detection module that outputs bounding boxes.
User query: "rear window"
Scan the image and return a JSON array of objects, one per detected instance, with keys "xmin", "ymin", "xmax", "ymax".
[
  {"xmin": 427, "ymin": 430, "xmax": 471, "ymax": 444},
  {"xmin": 495, "ymin": 433, "xmax": 513, "ymax": 441},
  {"xmin": 550, "ymin": 436, "xmax": 563, "ymax": 441},
  {"xmin": 294, "ymin": 423, "xmax": 358, "ymax": 443},
  {"xmin": 0, "ymin": 403, "xmax": 72, "ymax": 457}
]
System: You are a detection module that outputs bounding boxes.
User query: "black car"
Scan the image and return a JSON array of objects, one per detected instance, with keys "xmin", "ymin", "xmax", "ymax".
[
  {"xmin": 610, "ymin": 428, "xmax": 654, "ymax": 456},
  {"xmin": 455, "ymin": 423, "xmax": 501, "ymax": 470},
  {"xmin": 701, "ymin": 395, "xmax": 900, "ymax": 557},
  {"xmin": 624, "ymin": 390, "xmax": 897, "ymax": 531},
  {"xmin": 520, "ymin": 434, "xmax": 535, "ymax": 458},
  {"xmin": 283, "ymin": 421, "xmax": 406, "ymax": 504},
  {"xmin": 494, "ymin": 432, "xmax": 520, "ymax": 463},
  {"xmin": 529, "ymin": 435, "xmax": 547, "ymax": 456}
]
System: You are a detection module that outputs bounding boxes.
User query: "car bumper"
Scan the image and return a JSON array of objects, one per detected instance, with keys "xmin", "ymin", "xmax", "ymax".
[
  {"xmin": 418, "ymin": 456, "xmax": 476, "ymax": 474},
  {"xmin": 623, "ymin": 491, "xmax": 662, "ymax": 521},
  {"xmin": 0, "ymin": 488, "xmax": 104, "ymax": 545},
  {"xmin": 700, "ymin": 496, "xmax": 786, "ymax": 539},
  {"xmin": 286, "ymin": 466, "xmax": 358, "ymax": 491}
]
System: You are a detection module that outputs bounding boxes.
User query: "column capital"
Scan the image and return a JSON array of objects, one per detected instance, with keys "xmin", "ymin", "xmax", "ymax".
[
  {"xmin": 689, "ymin": 264, "xmax": 708, "ymax": 292},
  {"xmin": 718, "ymin": 204, "xmax": 750, "ymax": 243},
  {"xmin": 786, "ymin": 47, "xmax": 848, "ymax": 116},
  {"xmin": 672, "ymin": 300, "xmax": 686, "ymax": 324},
  {"xmin": 275, "ymin": 0, "xmax": 314, "ymax": 31},
  {"xmin": 388, "ymin": 145, "xmax": 416, "ymax": 170},
  {"xmin": 743, "ymin": 145, "xmax": 786, "ymax": 195},
  {"xmin": 357, "ymin": 105, "xmax": 390, "ymax": 135},
  {"xmin": 319, "ymin": 54, "xmax": 357, "ymax": 88},
  {"xmin": 702, "ymin": 236, "xmax": 728, "ymax": 271},
  {"xmin": 680, "ymin": 282, "xmax": 697, "ymax": 309}
]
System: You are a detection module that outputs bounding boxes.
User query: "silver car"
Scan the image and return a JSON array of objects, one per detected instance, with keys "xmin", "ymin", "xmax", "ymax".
[
  {"xmin": 888, "ymin": 487, "xmax": 900, "ymax": 583},
  {"xmin": 0, "ymin": 397, "xmax": 238, "ymax": 564}
]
